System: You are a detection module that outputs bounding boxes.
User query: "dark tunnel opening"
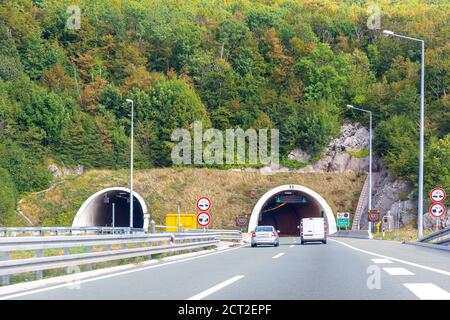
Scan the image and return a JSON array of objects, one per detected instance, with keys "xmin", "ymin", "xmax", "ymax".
[
  {"xmin": 74, "ymin": 190, "xmax": 144, "ymax": 228},
  {"xmin": 259, "ymin": 190, "xmax": 325, "ymax": 236}
]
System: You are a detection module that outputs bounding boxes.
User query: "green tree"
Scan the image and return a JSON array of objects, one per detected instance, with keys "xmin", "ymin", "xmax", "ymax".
[
  {"xmin": 0, "ymin": 167, "xmax": 17, "ymax": 226},
  {"xmin": 19, "ymin": 87, "xmax": 72, "ymax": 144}
]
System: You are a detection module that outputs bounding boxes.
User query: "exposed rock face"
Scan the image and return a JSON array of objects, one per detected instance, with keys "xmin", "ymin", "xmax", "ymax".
[
  {"xmin": 48, "ymin": 163, "xmax": 84, "ymax": 178},
  {"xmin": 288, "ymin": 148, "xmax": 310, "ymax": 162},
  {"xmin": 357, "ymin": 164, "xmax": 416, "ymax": 229},
  {"xmin": 229, "ymin": 121, "xmax": 446, "ymax": 232},
  {"xmin": 295, "ymin": 121, "xmax": 370, "ymax": 173}
]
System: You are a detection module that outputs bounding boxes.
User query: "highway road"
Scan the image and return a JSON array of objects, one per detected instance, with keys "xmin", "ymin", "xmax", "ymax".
[{"xmin": 1, "ymin": 237, "xmax": 449, "ymax": 300}]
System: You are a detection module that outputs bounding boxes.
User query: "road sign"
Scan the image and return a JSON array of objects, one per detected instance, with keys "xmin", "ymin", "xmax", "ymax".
[
  {"xmin": 336, "ymin": 212, "xmax": 350, "ymax": 227},
  {"xmin": 235, "ymin": 216, "xmax": 248, "ymax": 227},
  {"xmin": 368, "ymin": 210, "xmax": 380, "ymax": 222},
  {"xmin": 430, "ymin": 203, "xmax": 446, "ymax": 218},
  {"xmin": 197, "ymin": 211, "xmax": 211, "ymax": 227},
  {"xmin": 196, "ymin": 196, "xmax": 211, "ymax": 212},
  {"xmin": 430, "ymin": 188, "xmax": 446, "ymax": 203}
]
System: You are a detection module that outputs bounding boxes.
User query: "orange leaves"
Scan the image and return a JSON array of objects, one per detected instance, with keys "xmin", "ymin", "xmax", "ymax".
[
  {"xmin": 79, "ymin": 77, "xmax": 108, "ymax": 113},
  {"xmin": 121, "ymin": 66, "xmax": 162, "ymax": 93},
  {"xmin": 41, "ymin": 64, "xmax": 73, "ymax": 93}
]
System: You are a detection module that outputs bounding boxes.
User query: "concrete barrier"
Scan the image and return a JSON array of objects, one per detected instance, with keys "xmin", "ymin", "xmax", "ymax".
[{"xmin": 329, "ymin": 230, "xmax": 370, "ymax": 239}]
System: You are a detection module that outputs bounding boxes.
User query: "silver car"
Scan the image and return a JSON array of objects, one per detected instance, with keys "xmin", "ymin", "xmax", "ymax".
[{"xmin": 251, "ymin": 226, "xmax": 280, "ymax": 247}]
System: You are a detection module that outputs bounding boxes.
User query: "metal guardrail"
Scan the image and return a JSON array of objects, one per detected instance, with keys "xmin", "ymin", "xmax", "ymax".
[
  {"xmin": 0, "ymin": 232, "xmax": 224, "ymax": 286},
  {"xmin": 0, "ymin": 227, "xmax": 145, "ymax": 237},
  {"xmin": 184, "ymin": 229, "xmax": 242, "ymax": 241},
  {"xmin": 418, "ymin": 226, "xmax": 450, "ymax": 246}
]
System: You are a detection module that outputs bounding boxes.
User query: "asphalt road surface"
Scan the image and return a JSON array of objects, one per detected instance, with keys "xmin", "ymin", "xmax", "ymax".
[{"xmin": 1, "ymin": 237, "xmax": 449, "ymax": 300}]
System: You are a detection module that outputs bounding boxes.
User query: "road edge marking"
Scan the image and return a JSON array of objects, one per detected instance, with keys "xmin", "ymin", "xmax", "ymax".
[
  {"xmin": 329, "ymin": 239, "xmax": 450, "ymax": 276},
  {"xmin": 187, "ymin": 275, "xmax": 244, "ymax": 300}
]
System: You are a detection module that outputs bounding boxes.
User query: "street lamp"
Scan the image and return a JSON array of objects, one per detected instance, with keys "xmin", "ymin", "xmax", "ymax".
[
  {"xmin": 347, "ymin": 104, "xmax": 373, "ymax": 236},
  {"xmin": 383, "ymin": 30, "xmax": 425, "ymax": 240},
  {"xmin": 126, "ymin": 98, "xmax": 134, "ymax": 229}
]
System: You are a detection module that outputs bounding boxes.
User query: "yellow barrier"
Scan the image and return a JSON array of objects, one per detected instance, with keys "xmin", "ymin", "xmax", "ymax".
[{"xmin": 165, "ymin": 214, "xmax": 197, "ymax": 232}]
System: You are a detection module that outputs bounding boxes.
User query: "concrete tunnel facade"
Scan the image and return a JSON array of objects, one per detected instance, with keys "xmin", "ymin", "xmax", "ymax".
[
  {"xmin": 72, "ymin": 187, "xmax": 150, "ymax": 230},
  {"xmin": 248, "ymin": 185, "xmax": 337, "ymax": 236}
]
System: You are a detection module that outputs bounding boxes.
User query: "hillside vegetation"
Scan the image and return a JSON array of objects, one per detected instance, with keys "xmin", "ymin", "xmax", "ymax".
[
  {"xmin": 0, "ymin": 0, "xmax": 448, "ymax": 225},
  {"xmin": 18, "ymin": 168, "xmax": 365, "ymax": 228}
]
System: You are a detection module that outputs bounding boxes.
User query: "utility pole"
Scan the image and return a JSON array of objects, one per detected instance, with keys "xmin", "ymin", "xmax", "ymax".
[
  {"xmin": 383, "ymin": 30, "xmax": 425, "ymax": 240},
  {"xmin": 126, "ymin": 99, "xmax": 134, "ymax": 230}
]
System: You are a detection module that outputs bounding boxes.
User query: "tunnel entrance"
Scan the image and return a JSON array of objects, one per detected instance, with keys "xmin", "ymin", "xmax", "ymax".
[
  {"xmin": 72, "ymin": 187, "xmax": 147, "ymax": 228},
  {"xmin": 260, "ymin": 191, "xmax": 325, "ymax": 236},
  {"xmin": 248, "ymin": 185, "xmax": 337, "ymax": 236}
]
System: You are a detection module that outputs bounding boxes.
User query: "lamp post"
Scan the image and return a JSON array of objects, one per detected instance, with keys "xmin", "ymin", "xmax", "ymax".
[
  {"xmin": 383, "ymin": 30, "xmax": 425, "ymax": 240},
  {"xmin": 126, "ymin": 99, "xmax": 134, "ymax": 229},
  {"xmin": 347, "ymin": 104, "xmax": 373, "ymax": 236}
]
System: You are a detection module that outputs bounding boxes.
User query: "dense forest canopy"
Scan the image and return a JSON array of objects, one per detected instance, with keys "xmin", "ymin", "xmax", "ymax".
[{"xmin": 0, "ymin": 0, "xmax": 448, "ymax": 224}]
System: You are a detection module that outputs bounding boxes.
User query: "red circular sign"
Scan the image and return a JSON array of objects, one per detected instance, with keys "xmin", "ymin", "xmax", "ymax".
[
  {"xmin": 368, "ymin": 210, "xmax": 380, "ymax": 222},
  {"xmin": 197, "ymin": 211, "xmax": 211, "ymax": 227},
  {"xmin": 196, "ymin": 196, "xmax": 211, "ymax": 212},
  {"xmin": 235, "ymin": 216, "xmax": 248, "ymax": 227},
  {"xmin": 430, "ymin": 203, "xmax": 446, "ymax": 218},
  {"xmin": 430, "ymin": 188, "xmax": 446, "ymax": 203}
]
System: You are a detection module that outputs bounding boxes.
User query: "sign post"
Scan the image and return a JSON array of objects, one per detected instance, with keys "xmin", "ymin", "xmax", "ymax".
[
  {"xmin": 336, "ymin": 212, "xmax": 350, "ymax": 230},
  {"xmin": 235, "ymin": 216, "xmax": 248, "ymax": 229},
  {"xmin": 197, "ymin": 211, "xmax": 211, "ymax": 228},
  {"xmin": 430, "ymin": 188, "xmax": 446, "ymax": 203},
  {"xmin": 368, "ymin": 210, "xmax": 380, "ymax": 223},
  {"xmin": 429, "ymin": 188, "xmax": 447, "ymax": 232},
  {"xmin": 196, "ymin": 197, "xmax": 211, "ymax": 212},
  {"xmin": 196, "ymin": 196, "xmax": 212, "ymax": 230}
]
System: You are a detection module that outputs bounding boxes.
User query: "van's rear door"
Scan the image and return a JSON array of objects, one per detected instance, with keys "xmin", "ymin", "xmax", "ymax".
[
  {"xmin": 302, "ymin": 218, "xmax": 325, "ymax": 239},
  {"xmin": 313, "ymin": 218, "xmax": 325, "ymax": 238}
]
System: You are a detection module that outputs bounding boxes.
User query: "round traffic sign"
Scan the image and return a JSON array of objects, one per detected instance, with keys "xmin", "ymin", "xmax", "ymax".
[
  {"xmin": 430, "ymin": 203, "xmax": 446, "ymax": 218},
  {"xmin": 368, "ymin": 210, "xmax": 380, "ymax": 222},
  {"xmin": 430, "ymin": 188, "xmax": 446, "ymax": 203},
  {"xmin": 197, "ymin": 196, "xmax": 211, "ymax": 212},
  {"xmin": 197, "ymin": 211, "xmax": 211, "ymax": 227},
  {"xmin": 235, "ymin": 216, "xmax": 248, "ymax": 227}
]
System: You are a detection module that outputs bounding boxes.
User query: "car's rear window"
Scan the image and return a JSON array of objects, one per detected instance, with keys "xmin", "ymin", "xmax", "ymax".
[{"xmin": 255, "ymin": 226, "xmax": 274, "ymax": 232}]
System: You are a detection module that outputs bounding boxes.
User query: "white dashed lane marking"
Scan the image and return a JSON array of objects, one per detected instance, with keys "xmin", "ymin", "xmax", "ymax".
[
  {"xmin": 272, "ymin": 253, "xmax": 285, "ymax": 259},
  {"xmin": 187, "ymin": 275, "xmax": 244, "ymax": 300},
  {"xmin": 371, "ymin": 258, "xmax": 393, "ymax": 264},
  {"xmin": 383, "ymin": 267, "xmax": 415, "ymax": 276},
  {"xmin": 404, "ymin": 283, "xmax": 450, "ymax": 300}
]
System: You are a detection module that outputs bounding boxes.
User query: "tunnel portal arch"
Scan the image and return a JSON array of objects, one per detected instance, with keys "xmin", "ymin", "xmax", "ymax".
[
  {"xmin": 248, "ymin": 184, "xmax": 337, "ymax": 235},
  {"xmin": 72, "ymin": 187, "xmax": 148, "ymax": 229}
]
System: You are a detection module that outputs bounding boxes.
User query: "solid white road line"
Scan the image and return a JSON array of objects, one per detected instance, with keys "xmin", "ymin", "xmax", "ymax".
[
  {"xmin": 383, "ymin": 267, "xmax": 415, "ymax": 276},
  {"xmin": 371, "ymin": 258, "xmax": 393, "ymax": 264},
  {"xmin": 272, "ymin": 253, "xmax": 285, "ymax": 259},
  {"xmin": 404, "ymin": 283, "xmax": 450, "ymax": 300},
  {"xmin": 0, "ymin": 244, "xmax": 248, "ymax": 300},
  {"xmin": 329, "ymin": 239, "xmax": 450, "ymax": 276},
  {"xmin": 187, "ymin": 276, "xmax": 244, "ymax": 300}
]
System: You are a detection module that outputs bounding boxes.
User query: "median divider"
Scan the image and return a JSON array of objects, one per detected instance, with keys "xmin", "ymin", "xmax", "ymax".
[{"xmin": 329, "ymin": 230, "xmax": 370, "ymax": 239}]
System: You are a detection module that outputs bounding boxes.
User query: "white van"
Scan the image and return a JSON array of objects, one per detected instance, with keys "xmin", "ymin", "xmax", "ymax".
[{"xmin": 300, "ymin": 217, "xmax": 327, "ymax": 244}]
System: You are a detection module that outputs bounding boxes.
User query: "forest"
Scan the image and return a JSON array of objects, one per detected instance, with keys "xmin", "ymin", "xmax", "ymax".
[{"xmin": 0, "ymin": 0, "xmax": 448, "ymax": 224}]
